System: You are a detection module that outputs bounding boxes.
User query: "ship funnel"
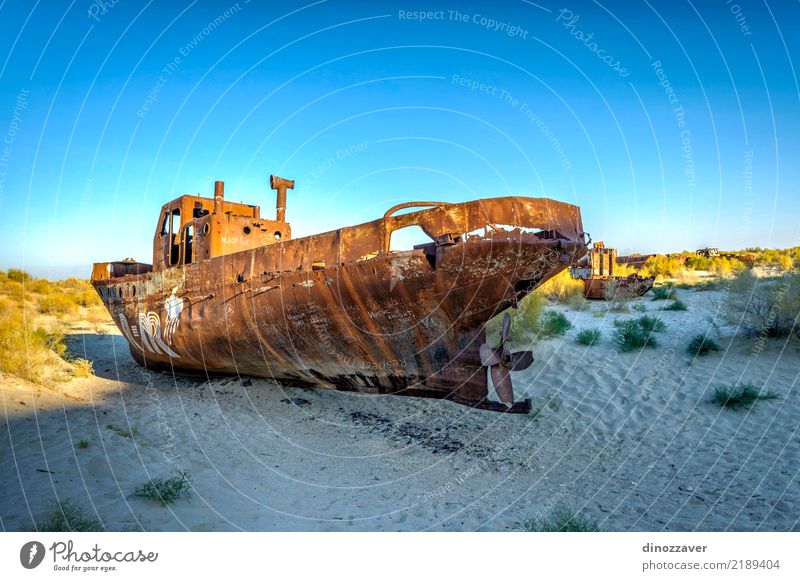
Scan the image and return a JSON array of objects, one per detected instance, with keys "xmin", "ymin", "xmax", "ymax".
[
  {"xmin": 270, "ymin": 175, "xmax": 294, "ymax": 222},
  {"xmin": 214, "ymin": 180, "xmax": 224, "ymax": 214}
]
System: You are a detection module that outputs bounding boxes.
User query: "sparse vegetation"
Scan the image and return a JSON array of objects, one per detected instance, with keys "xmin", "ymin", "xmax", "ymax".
[
  {"xmin": 486, "ymin": 293, "xmax": 544, "ymax": 345},
  {"xmin": 38, "ymin": 294, "xmax": 80, "ymax": 316},
  {"xmin": 37, "ymin": 499, "xmax": 104, "ymax": 532},
  {"xmin": 651, "ymin": 286, "xmax": 677, "ymax": 301},
  {"xmin": 133, "ymin": 471, "xmax": 191, "ymax": 506},
  {"xmin": 613, "ymin": 319, "xmax": 658, "ymax": 352},
  {"xmin": 0, "ymin": 270, "xmax": 108, "ymax": 385},
  {"xmin": 687, "ymin": 334, "xmax": 720, "ymax": 356},
  {"xmin": 723, "ymin": 270, "xmax": 800, "ymax": 339},
  {"xmin": 536, "ymin": 310, "xmax": 572, "ymax": 338},
  {"xmin": 77, "ymin": 439, "xmax": 89, "ymax": 449},
  {"xmin": 536, "ymin": 269, "xmax": 584, "ymax": 304},
  {"xmin": 106, "ymin": 424, "xmax": 138, "ymax": 439},
  {"xmin": 71, "ymin": 358, "xmax": 94, "ymax": 378},
  {"xmin": 711, "ymin": 383, "xmax": 778, "ymax": 409},
  {"xmin": 663, "ymin": 300, "xmax": 688, "ymax": 311},
  {"xmin": 522, "ymin": 505, "xmax": 599, "ymax": 532},
  {"xmin": 636, "ymin": 315, "xmax": 666, "ymax": 333},
  {"xmin": 631, "ymin": 302, "xmax": 646, "ymax": 312},
  {"xmin": 575, "ymin": 327, "xmax": 602, "ymax": 346}
]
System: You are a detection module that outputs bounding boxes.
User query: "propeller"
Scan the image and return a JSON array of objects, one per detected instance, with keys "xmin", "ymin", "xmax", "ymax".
[{"xmin": 480, "ymin": 312, "xmax": 535, "ymax": 404}]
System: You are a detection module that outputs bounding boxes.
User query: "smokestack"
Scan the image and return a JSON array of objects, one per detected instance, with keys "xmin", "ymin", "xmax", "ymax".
[
  {"xmin": 214, "ymin": 180, "xmax": 224, "ymax": 214},
  {"xmin": 270, "ymin": 175, "xmax": 294, "ymax": 222}
]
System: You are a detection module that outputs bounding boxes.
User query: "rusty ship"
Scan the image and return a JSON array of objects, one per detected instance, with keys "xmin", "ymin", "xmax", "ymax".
[
  {"xmin": 91, "ymin": 176, "xmax": 587, "ymax": 413},
  {"xmin": 570, "ymin": 242, "xmax": 654, "ymax": 300}
]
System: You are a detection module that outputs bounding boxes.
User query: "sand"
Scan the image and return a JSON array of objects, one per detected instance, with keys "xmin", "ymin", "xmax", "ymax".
[{"xmin": 1, "ymin": 288, "xmax": 798, "ymax": 531}]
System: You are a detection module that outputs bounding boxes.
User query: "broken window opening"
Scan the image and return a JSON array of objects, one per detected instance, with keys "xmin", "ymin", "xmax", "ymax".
[{"xmin": 388, "ymin": 225, "xmax": 434, "ymax": 253}]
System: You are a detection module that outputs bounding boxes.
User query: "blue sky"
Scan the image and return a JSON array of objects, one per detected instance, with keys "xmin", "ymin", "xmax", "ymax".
[{"xmin": 0, "ymin": 0, "xmax": 797, "ymax": 278}]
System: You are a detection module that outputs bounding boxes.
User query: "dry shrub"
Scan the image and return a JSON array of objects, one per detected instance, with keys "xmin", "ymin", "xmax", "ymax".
[
  {"xmin": 0, "ymin": 298, "xmax": 70, "ymax": 383},
  {"xmin": 6, "ymin": 269, "xmax": 31, "ymax": 283},
  {"xmin": 724, "ymin": 270, "xmax": 800, "ymax": 339},
  {"xmin": 676, "ymin": 269, "xmax": 698, "ymax": 286},
  {"xmin": 536, "ymin": 270, "xmax": 584, "ymax": 303},
  {"xmin": 27, "ymin": 278, "xmax": 54, "ymax": 294},
  {"xmin": 71, "ymin": 358, "xmax": 95, "ymax": 378},
  {"xmin": 642, "ymin": 255, "xmax": 684, "ymax": 278},
  {"xmin": 38, "ymin": 294, "xmax": 80, "ymax": 316},
  {"xmin": 0, "ymin": 276, "xmax": 24, "ymax": 300},
  {"xmin": 710, "ymin": 257, "xmax": 746, "ymax": 278},
  {"xmin": 614, "ymin": 262, "xmax": 636, "ymax": 277}
]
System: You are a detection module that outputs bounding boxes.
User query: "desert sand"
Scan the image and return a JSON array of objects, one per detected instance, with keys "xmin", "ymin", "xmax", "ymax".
[{"xmin": 1, "ymin": 288, "xmax": 798, "ymax": 531}]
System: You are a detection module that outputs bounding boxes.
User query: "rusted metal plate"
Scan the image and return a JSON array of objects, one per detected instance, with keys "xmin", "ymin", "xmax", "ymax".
[{"xmin": 92, "ymin": 181, "xmax": 587, "ymax": 413}]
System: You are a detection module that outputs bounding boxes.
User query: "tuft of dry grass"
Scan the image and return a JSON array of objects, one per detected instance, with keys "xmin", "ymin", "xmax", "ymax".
[
  {"xmin": 36, "ymin": 499, "xmax": 104, "ymax": 532},
  {"xmin": 71, "ymin": 358, "xmax": 94, "ymax": 378}
]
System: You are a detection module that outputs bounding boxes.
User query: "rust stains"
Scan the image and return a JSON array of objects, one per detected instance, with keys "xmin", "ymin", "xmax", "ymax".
[{"xmin": 92, "ymin": 176, "xmax": 587, "ymax": 413}]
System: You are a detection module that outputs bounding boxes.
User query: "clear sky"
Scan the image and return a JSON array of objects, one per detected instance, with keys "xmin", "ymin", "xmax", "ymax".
[{"xmin": 0, "ymin": 0, "xmax": 797, "ymax": 278}]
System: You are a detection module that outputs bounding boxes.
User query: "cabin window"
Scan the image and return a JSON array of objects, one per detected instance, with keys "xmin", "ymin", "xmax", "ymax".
[
  {"xmin": 183, "ymin": 224, "xmax": 194, "ymax": 264},
  {"xmin": 160, "ymin": 212, "xmax": 169, "ymax": 236},
  {"xmin": 168, "ymin": 208, "xmax": 181, "ymax": 267},
  {"xmin": 171, "ymin": 209, "xmax": 181, "ymax": 235}
]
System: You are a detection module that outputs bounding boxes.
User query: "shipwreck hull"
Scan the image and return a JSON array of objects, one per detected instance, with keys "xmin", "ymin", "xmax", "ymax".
[
  {"xmin": 93, "ymin": 196, "xmax": 586, "ymax": 412},
  {"xmin": 581, "ymin": 273, "xmax": 655, "ymax": 300}
]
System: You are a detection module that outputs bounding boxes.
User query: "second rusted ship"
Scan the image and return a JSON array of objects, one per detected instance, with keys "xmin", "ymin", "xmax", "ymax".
[{"xmin": 91, "ymin": 176, "xmax": 587, "ymax": 413}]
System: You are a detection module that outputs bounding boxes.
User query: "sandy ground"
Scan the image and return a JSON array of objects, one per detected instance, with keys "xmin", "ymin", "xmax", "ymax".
[{"xmin": 1, "ymin": 288, "xmax": 798, "ymax": 531}]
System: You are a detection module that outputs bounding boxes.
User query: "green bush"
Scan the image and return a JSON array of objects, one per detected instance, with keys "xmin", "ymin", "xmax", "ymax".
[
  {"xmin": 575, "ymin": 327, "xmax": 601, "ymax": 346},
  {"xmin": 663, "ymin": 300, "xmax": 688, "ymax": 311},
  {"xmin": 687, "ymin": 334, "xmax": 720, "ymax": 356},
  {"xmin": 523, "ymin": 505, "xmax": 599, "ymax": 532},
  {"xmin": 651, "ymin": 286, "xmax": 676, "ymax": 301},
  {"xmin": 637, "ymin": 315, "xmax": 666, "ymax": 333},
  {"xmin": 6, "ymin": 269, "xmax": 31, "ymax": 283},
  {"xmin": 133, "ymin": 471, "xmax": 191, "ymax": 506},
  {"xmin": 613, "ymin": 320, "xmax": 657, "ymax": 352},
  {"xmin": 537, "ymin": 310, "xmax": 572, "ymax": 337},
  {"xmin": 711, "ymin": 384, "xmax": 778, "ymax": 409}
]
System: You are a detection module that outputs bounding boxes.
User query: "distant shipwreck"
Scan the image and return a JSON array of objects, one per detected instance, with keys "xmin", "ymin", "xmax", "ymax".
[
  {"xmin": 91, "ymin": 176, "xmax": 587, "ymax": 413},
  {"xmin": 570, "ymin": 242, "xmax": 654, "ymax": 300}
]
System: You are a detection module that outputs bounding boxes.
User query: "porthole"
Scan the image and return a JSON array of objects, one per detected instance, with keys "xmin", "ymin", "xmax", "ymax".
[
  {"xmin": 243, "ymin": 226, "xmax": 251, "ymax": 235},
  {"xmin": 274, "ymin": 231, "xmax": 282, "ymax": 240}
]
